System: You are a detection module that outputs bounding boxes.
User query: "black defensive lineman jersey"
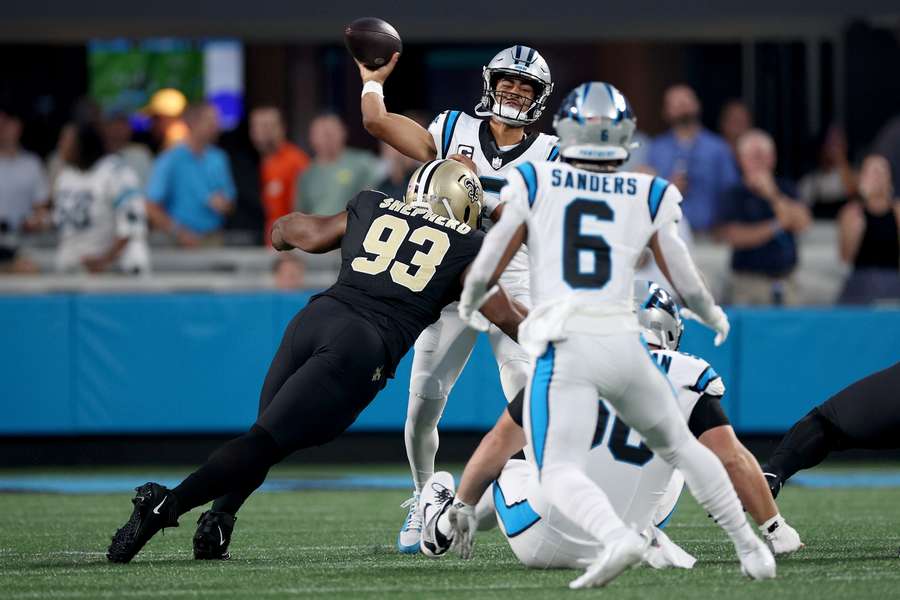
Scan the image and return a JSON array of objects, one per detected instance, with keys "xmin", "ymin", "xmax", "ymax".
[{"xmin": 317, "ymin": 190, "xmax": 485, "ymax": 370}]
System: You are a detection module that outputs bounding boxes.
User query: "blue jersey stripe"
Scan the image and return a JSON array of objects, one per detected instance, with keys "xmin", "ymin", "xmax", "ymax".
[
  {"xmin": 547, "ymin": 145, "xmax": 559, "ymax": 161},
  {"xmin": 441, "ymin": 111, "xmax": 461, "ymax": 158},
  {"xmin": 692, "ymin": 366, "xmax": 720, "ymax": 393},
  {"xmin": 515, "ymin": 162, "xmax": 539, "ymax": 207},
  {"xmin": 647, "ymin": 176, "xmax": 670, "ymax": 222},
  {"xmin": 530, "ymin": 343, "xmax": 555, "ymax": 470},
  {"xmin": 492, "ymin": 480, "xmax": 541, "ymax": 537}
]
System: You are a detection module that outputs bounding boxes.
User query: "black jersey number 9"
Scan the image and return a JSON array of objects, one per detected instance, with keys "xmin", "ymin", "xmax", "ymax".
[
  {"xmin": 563, "ymin": 199, "xmax": 614, "ymax": 288},
  {"xmin": 351, "ymin": 214, "xmax": 451, "ymax": 292},
  {"xmin": 591, "ymin": 401, "xmax": 654, "ymax": 467}
]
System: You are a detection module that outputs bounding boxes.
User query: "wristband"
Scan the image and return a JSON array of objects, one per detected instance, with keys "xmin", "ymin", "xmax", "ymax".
[{"xmin": 361, "ymin": 80, "xmax": 384, "ymax": 99}]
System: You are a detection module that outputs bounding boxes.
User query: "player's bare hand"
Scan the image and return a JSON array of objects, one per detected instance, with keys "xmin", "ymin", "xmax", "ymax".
[
  {"xmin": 448, "ymin": 153, "xmax": 479, "ymax": 175},
  {"xmin": 357, "ymin": 52, "xmax": 400, "ymax": 84}
]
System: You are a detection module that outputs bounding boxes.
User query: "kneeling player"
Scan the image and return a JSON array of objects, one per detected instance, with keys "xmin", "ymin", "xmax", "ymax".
[
  {"xmin": 105, "ymin": 160, "xmax": 526, "ymax": 563},
  {"xmin": 418, "ymin": 282, "xmax": 802, "ymax": 569}
]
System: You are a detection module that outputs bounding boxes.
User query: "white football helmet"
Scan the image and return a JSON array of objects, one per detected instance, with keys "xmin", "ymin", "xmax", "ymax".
[
  {"xmin": 554, "ymin": 81, "xmax": 637, "ymax": 162},
  {"xmin": 475, "ymin": 45, "xmax": 553, "ymax": 126}
]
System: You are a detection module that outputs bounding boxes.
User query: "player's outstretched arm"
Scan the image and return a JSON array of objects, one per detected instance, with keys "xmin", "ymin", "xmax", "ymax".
[
  {"xmin": 458, "ymin": 217, "xmax": 527, "ymax": 328},
  {"xmin": 271, "ymin": 211, "xmax": 347, "ymax": 253},
  {"xmin": 451, "ymin": 404, "xmax": 527, "ymax": 559},
  {"xmin": 474, "ymin": 284, "xmax": 526, "ymax": 342},
  {"xmin": 456, "ymin": 408, "xmax": 526, "ymax": 506},
  {"xmin": 650, "ymin": 222, "xmax": 729, "ymax": 346},
  {"xmin": 358, "ymin": 53, "xmax": 437, "ymax": 162}
]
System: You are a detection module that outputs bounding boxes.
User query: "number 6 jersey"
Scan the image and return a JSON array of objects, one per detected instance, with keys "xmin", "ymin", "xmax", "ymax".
[
  {"xmin": 316, "ymin": 190, "xmax": 485, "ymax": 373},
  {"xmin": 499, "ymin": 162, "xmax": 683, "ymax": 352}
]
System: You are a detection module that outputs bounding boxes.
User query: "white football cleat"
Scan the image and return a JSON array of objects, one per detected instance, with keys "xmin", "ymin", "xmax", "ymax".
[
  {"xmin": 642, "ymin": 526, "xmax": 696, "ymax": 570},
  {"xmin": 761, "ymin": 517, "xmax": 804, "ymax": 555},
  {"xmin": 738, "ymin": 537, "xmax": 777, "ymax": 580},
  {"xmin": 569, "ymin": 528, "xmax": 647, "ymax": 589},
  {"xmin": 419, "ymin": 472, "xmax": 457, "ymax": 558},
  {"xmin": 396, "ymin": 492, "xmax": 422, "ymax": 554}
]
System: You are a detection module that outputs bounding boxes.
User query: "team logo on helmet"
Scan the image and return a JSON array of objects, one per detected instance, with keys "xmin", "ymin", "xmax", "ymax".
[{"xmin": 462, "ymin": 175, "xmax": 480, "ymax": 202}]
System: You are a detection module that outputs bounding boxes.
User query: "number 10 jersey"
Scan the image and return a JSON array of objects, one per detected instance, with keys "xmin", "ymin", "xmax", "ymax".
[{"xmin": 316, "ymin": 190, "xmax": 485, "ymax": 373}]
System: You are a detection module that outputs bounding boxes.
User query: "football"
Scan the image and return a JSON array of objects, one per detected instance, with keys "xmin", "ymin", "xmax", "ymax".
[{"xmin": 344, "ymin": 17, "xmax": 402, "ymax": 69}]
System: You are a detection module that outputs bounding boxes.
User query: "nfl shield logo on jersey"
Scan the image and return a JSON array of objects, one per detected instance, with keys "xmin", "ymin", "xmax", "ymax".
[{"xmin": 491, "ymin": 156, "xmax": 503, "ymax": 169}]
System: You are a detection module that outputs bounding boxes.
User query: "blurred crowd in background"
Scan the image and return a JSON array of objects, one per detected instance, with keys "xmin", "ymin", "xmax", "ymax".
[{"xmin": 0, "ymin": 54, "xmax": 898, "ymax": 305}]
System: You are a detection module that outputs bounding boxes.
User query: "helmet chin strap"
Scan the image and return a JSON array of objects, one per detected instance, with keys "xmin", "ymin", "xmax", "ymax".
[{"xmin": 440, "ymin": 197, "xmax": 455, "ymax": 219}]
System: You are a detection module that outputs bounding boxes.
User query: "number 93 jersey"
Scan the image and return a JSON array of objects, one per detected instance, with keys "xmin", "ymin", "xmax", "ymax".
[
  {"xmin": 317, "ymin": 190, "xmax": 485, "ymax": 372},
  {"xmin": 502, "ymin": 161, "xmax": 683, "ymax": 342}
]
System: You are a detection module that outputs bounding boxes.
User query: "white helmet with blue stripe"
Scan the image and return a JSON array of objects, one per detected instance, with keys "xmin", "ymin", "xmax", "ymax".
[
  {"xmin": 554, "ymin": 81, "xmax": 636, "ymax": 162},
  {"xmin": 475, "ymin": 45, "xmax": 553, "ymax": 126},
  {"xmin": 634, "ymin": 280, "xmax": 684, "ymax": 351}
]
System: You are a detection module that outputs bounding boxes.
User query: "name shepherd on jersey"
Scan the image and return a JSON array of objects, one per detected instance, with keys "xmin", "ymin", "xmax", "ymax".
[{"xmin": 378, "ymin": 197, "xmax": 473, "ymax": 235}]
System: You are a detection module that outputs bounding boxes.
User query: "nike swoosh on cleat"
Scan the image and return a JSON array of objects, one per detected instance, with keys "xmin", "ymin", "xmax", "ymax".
[
  {"xmin": 218, "ymin": 525, "xmax": 225, "ymax": 546},
  {"xmin": 152, "ymin": 496, "xmax": 167, "ymax": 515}
]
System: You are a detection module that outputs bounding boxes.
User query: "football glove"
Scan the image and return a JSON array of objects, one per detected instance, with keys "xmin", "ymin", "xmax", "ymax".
[
  {"xmin": 458, "ymin": 283, "xmax": 498, "ymax": 332},
  {"xmin": 448, "ymin": 500, "xmax": 478, "ymax": 559},
  {"xmin": 680, "ymin": 305, "xmax": 730, "ymax": 346}
]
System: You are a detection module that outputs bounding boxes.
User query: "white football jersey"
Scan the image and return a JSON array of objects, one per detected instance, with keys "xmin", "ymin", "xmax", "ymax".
[
  {"xmin": 522, "ymin": 349, "xmax": 724, "ymax": 539},
  {"xmin": 428, "ymin": 111, "xmax": 557, "ymax": 288},
  {"xmin": 54, "ymin": 155, "xmax": 149, "ymax": 274},
  {"xmin": 502, "ymin": 162, "xmax": 683, "ymax": 349},
  {"xmin": 427, "ymin": 110, "xmax": 558, "ymax": 217}
]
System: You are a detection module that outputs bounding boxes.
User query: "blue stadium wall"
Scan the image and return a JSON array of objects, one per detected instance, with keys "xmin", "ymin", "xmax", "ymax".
[{"xmin": 2, "ymin": 292, "xmax": 898, "ymax": 436}]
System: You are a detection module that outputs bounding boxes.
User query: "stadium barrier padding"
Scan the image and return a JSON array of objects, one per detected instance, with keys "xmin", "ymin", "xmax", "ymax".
[{"xmin": 2, "ymin": 293, "xmax": 898, "ymax": 435}]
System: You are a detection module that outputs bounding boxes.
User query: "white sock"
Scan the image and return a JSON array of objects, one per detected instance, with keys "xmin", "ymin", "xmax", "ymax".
[
  {"xmin": 404, "ymin": 393, "xmax": 446, "ymax": 493},
  {"xmin": 658, "ymin": 436, "xmax": 758, "ymax": 553}
]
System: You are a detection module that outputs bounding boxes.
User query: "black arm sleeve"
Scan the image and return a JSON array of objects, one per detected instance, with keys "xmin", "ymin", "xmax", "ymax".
[
  {"xmin": 507, "ymin": 388, "xmax": 525, "ymax": 427},
  {"xmin": 688, "ymin": 393, "xmax": 731, "ymax": 438}
]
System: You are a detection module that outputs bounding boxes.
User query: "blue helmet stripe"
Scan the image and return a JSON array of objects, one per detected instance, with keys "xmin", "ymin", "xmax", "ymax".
[
  {"xmin": 441, "ymin": 110, "xmax": 461, "ymax": 158},
  {"xmin": 648, "ymin": 177, "xmax": 670, "ymax": 222},
  {"xmin": 603, "ymin": 82, "xmax": 623, "ymax": 123},
  {"xmin": 525, "ymin": 46, "xmax": 536, "ymax": 64},
  {"xmin": 516, "ymin": 162, "xmax": 539, "ymax": 206}
]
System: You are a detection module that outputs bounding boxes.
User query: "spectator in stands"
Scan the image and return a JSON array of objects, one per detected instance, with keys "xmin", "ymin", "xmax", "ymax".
[
  {"xmin": 53, "ymin": 123, "xmax": 150, "ymax": 274},
  {"xmin": 716, "ymin": 129, "xmax": 812, "ymax": 305},
  {"xmin": 837, "ymin": 154, "xmax": 900, "ymax": 304},
  {"xmin": 295, "ymin": 113, "xmax": 380, "ymax": 216},
  {"xmin": 719, "ymin": 99, "xmax": 753, "ymax": 155},
  {"xmin": 102, "ymin": 106, "xmax": 154, "ymax": 188},
  {"xmin": 646, "ymin": 84, "xmax": 740, "ymax": 232},
  {"xmin": 798, "ymin": 125, "xmax": 857, "ymax": 220},
  {"xmin": 250, "ymin": 106, "xmax": 309, "ymax": 245},
  {"xmin": 0, "ymin": 106, "xmax": 49, "ymax": 274},
  {"xmin": 375, "ymin": 141, "xmax": 419, "ymax": 200},
  {"xmin": 146, "ymin": 103, "xmax": 236, "ymax": 247},
  {"xmin": 272, "ymin": 252, "xmax": 306, "ymax": 290},
  {"xmin": 873, "ymin": 116, "xmax": 900, "ymax": 195}
]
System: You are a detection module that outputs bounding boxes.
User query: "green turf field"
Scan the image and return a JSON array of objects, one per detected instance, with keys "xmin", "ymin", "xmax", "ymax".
[{"xmin": 2, "ymin": 465, "xmax": 899, "ymax": 599}]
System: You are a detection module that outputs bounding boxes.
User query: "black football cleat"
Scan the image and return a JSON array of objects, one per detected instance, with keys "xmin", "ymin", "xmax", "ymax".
[
  {"xmin": 107, "ymin": 482, "xmax": 179, "ymax": 563},
  {"xmin": 193, "ymin": 510, "xmax": 236, "ymax": 560},
  {"xmin": 762, "ymin": 470, "xmax": 783, "ymax": 499}
]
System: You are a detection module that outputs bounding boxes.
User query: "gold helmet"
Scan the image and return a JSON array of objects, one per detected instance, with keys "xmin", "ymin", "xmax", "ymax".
[{"xmin": 404, "ymin": 159, "xmax": 483, "ymax": 229}]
